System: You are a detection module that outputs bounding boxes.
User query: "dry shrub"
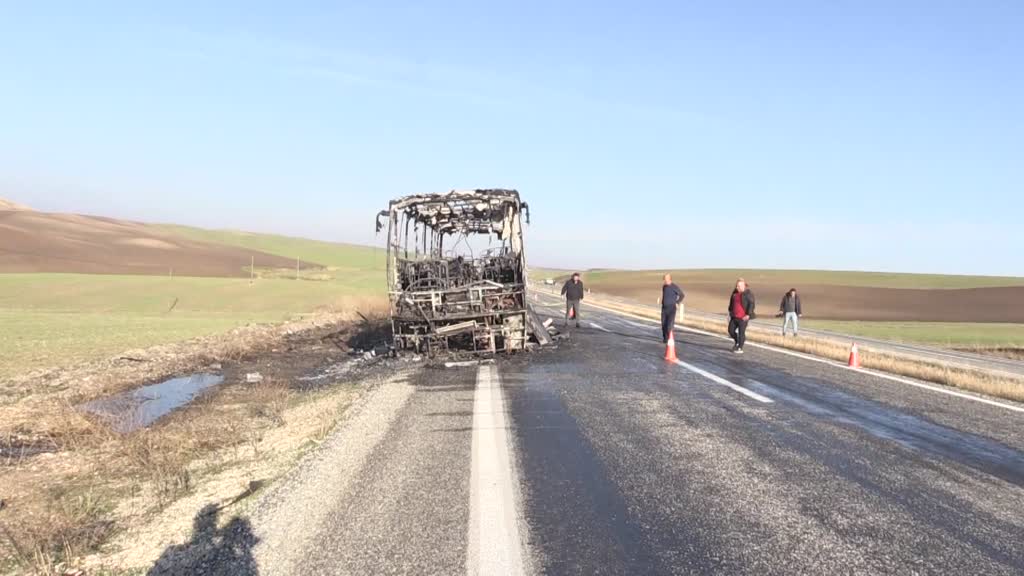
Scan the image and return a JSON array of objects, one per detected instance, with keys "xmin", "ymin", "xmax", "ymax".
[
  {"xmin": 122, "ymin": 430, "xmax": 195, "ymax": 504},
  {"xmin": 0, "ymin": 486, "xmax": 112, "ymax": 575},
  {"xmin": 245, "ymin": 378, "xmax": 289, "ymax": 426}
]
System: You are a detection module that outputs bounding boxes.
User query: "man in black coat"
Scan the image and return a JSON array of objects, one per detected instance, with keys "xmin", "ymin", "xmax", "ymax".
[
  {"xmin": 659, "ymin": 273, "xmax": 685, "ymax": 343},
  {"xmin": 561, "ymin": 272, "xmax": 584, "ymax": 328},
  {"xmin": 727, "ymin": 278, "xmax": 755, "ymax": 354}
]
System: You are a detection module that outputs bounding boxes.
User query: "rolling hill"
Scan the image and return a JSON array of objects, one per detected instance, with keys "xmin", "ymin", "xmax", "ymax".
[{"xmin": 0, "ymin": 203, "xmax": 323, "ymax": 277}]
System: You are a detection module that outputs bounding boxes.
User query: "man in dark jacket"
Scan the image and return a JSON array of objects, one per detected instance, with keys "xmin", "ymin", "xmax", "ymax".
[
  {"xmin": 659, "ymin": 273, "xmax": 685, "ymax": 343},
  {"xmin": 779, "ymin": 288, "xmax": 802, "ymax": 337},
  {"xmin": 727, "ymin": 278, "xmax": 755, "ymax": 354},
  {"xmin": 561, "ymin": 273, "xmax": 584, "ymax": 328}
]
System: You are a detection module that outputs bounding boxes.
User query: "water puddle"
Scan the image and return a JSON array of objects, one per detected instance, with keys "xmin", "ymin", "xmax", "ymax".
[{"xmin": 79, "ymin": 373, "xmax": 224, "ymax": 433}]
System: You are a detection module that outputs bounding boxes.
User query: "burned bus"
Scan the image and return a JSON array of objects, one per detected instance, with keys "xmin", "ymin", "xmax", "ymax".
[{"xmin": 376, "ymin": 189, "xmax": 532, "ymax": 355}]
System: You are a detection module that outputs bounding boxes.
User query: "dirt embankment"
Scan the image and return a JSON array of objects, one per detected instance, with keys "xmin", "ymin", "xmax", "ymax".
[
  {"xmin": 0, "ymin": 208, "xmax": 317, "ymax": 277},
  {"xmin": 594, "ymin": 281, "xmax": 1024, "ymax": 323},
  {"xmin": 0, "ymin": 309, "xmax": 403, "ymax": 575}
]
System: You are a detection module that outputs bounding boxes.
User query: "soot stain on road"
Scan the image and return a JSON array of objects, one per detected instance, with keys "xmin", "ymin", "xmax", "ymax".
[
  {"xmin": 649, "ymin": 335, "xmax": 1024, "ymax": 572},
  {"xmin": 523, "ymin": 304, "xmax": 1024, "ymax": 573},
  {"xmin": 501, "ymin": 337, "xmax": 708, "ymax": 576},
  {"xmin": 683, "ymin": 342, "xmax": 1024, "ymax": 486},
  {"xmin": 505, "ymin": 377, "xmax": 661, "ymax": 572}
]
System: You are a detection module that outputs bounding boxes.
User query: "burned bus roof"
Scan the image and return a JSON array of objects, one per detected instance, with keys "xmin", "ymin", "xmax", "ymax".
[{"xmin": 376, "ymin": 189, "xmax": 530, "ymax": 235}]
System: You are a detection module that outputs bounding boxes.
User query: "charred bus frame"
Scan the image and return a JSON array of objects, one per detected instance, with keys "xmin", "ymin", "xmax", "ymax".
[{"xmin": 375, "ymin": 189, "xmax": 531, "ymax": 355}]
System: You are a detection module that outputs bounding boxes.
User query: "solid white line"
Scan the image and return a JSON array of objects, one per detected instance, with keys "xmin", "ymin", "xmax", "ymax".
[
  {"xmin": 589, "ymin": 322, "xmax": 611, "ymax": 332},
  {"xmin": 672, "ymin": 358, "xmax": 774, "ymax": 403},
  {"xmin": 571, "ymin": 297, "xmax": 1024, "ymax": 414},
  {"xmin": 467, "ymin": 364, "xmax": 528, "ymax": 576}
]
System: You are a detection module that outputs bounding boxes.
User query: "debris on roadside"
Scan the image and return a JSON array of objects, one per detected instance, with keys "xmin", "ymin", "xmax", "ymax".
[
  {"xmin": 526, "ymin": 305, "xmax": 553, "ymax": 346},
  {"xmin": 245, "ymin": 372, "xmax": 264, "ymax": 383}
]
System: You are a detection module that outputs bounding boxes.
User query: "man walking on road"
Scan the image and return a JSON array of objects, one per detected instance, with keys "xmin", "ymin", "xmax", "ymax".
[
  {"xmin": 728, "ymin": 278, "xmax": 755, "ymax": 353},
  {"xmin": 561, "ymin": 272, "xmax": 584, "ymax": 328},
  {"xmin": 779, "ymin": 288, "xmax": 802, "ymax": 337},
  {"xmin": 659, "ymin": 274, "xmax": 684, "ymax": 343}
]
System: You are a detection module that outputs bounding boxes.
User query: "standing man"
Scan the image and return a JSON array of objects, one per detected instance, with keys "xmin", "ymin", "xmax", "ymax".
[
  {"xmin": 561, "ymin": 272, "xmax": 584, "ymax": 328},
  {"xmin": 779, "ymin": 288, "xmax": 802, "ymax": 337},
  {"xmin": 727, "ymin": 278, "xmax": 755, "ymax": 354},
  {"xmin": 659, "ymin": 273, "xmax": 685, "ymax": 343}
]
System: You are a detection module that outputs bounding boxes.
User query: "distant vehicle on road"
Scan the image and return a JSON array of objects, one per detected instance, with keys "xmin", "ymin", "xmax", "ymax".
[{"xmin": 544, "ymin": 278, "xmax": 555, "ymax": 285}]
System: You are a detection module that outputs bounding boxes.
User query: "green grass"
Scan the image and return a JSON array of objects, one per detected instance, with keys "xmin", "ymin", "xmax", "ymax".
[
  {"xmin": 0, "ymin": 268, "xmax": 385, "ymax": 378},
  {"xmin": 799, "ymin": 320, "xmax": 1024, "ymax": 348},
  {"xmin": 580, "ymin": 268, "xmax": 1024, "ymax": 289},
  {"xmin": 0, "ymin": 309, "xmax": 245, "ymax": 379},
  {"xmin": 0, "ymin": 224, "xmax": 391, "ymax": 378},
  {"xmin": 155, "ymin": 224, "xmax": 387, "ymax": 270}
]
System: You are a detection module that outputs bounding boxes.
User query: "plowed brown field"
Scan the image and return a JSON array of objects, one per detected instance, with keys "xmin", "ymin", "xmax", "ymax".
[
  {"xmin": 0, "ymin": 208, "xmax": 316, "ymax": 277},
  {"xmin": 584, "ymin": 272, "xmax": 1024, "ymax": 323}
]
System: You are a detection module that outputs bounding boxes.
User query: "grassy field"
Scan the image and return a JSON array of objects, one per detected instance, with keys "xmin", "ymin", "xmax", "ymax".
[
  {"xmin": 156, "ymin": 224, "xmax": 387, "ymax": 270},
  {"xmin": 800, "ymin": 320, "xmax": 1024, "ymax": 348},
  {"xmin": 0, "ymin": 226, "xmax": 387, "ymax": 378},
  {"xmin": 0, "ymin": 273, "xmax": 384, "ymax": 378}
]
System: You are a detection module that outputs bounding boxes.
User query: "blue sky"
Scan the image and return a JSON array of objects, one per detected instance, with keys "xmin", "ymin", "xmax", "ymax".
[{"xmin": 1, "ymin": 1, "xmax": 1021, "ymax": 275}]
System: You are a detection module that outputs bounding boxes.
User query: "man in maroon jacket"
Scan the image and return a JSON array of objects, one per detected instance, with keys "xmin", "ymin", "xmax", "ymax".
[{"xmin": 727, "ymin": 278, "xmax": 756, "ymax": 354}]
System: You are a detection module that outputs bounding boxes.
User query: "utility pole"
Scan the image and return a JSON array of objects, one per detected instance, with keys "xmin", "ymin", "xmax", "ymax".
[
  {"xmin": 250, "ymin": 256, "xmax": 254, "ymax": 284},
  {"xmin": 296, "ymin": 256, "xmax": 300, "ymax": 280}
]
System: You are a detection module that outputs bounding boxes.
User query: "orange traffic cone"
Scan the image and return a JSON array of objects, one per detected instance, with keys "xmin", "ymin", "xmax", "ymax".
[
  {"xmin": 847, "ymin": 342, "xmax": 861, "ymax": 368},
  {"xmin": 665, "ymin": 331, "xmax": 679, "ymax": 362}
]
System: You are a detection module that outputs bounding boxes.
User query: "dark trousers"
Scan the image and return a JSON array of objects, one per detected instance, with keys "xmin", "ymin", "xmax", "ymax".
[
  {"xmin": 565, "ymin": 299, "xmax": 581, "ymax": 326},
  {"xmin": 728, "ymin": 317, "xmax": 748, "ymax": 348},
  {"xmin": 661, "ymin": 306, "xmax": 677, "ymax": 343}
]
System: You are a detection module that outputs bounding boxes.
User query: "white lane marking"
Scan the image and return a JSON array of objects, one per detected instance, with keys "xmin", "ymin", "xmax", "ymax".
[
  {"xmin": 573, "ymin": 298, "xmax": 1024, "ymax": 414},
  {"xmin": 589, "ymin": 322, "xmax": 611, "ymax": 332},
  {"xmin": 744, "ymin": 343, "xmax": 1024, "ymax": 414},
  {"xmin": 467, "ymin": 364, "xmax": 529, "ymax": 576},
  {"xmin": 672, "ymin": 358, "xmax": 774, "ymax": 403},
  {"xmin": 623, "ymin": 319, "xmax": 653, "ymax": 331}
]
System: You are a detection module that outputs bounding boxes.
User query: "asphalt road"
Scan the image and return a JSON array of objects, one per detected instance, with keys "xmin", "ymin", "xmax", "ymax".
[
  {"xmin": 546, "ymin": 286, "xmax": 1024, "ymax": 378},
  {"xmin": 195, "ymin": 296, "xmax": 1024, "ymax": 575}
]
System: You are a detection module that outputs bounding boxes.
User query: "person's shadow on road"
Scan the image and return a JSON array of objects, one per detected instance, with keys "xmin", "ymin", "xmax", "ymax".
[{"xmin": 148, "ymin": 503, "xmax": 259, "ymax": 576}]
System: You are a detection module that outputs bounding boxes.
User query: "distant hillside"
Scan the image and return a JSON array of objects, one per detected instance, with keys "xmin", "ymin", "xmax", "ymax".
[
  {"xmin": 154, "ymin": 225, "xmax": 385, "ymax": 271},
  {"xmin": 582, "ymin": 269, "xmax": 1024, "ymax": 323},
  {"xmin": 0, "ymin": 198, "xmax": 33, "ymax": 211},
  {"xmin": 0, "ymin": 208, "xmax": 321, "ymax": 277}
]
